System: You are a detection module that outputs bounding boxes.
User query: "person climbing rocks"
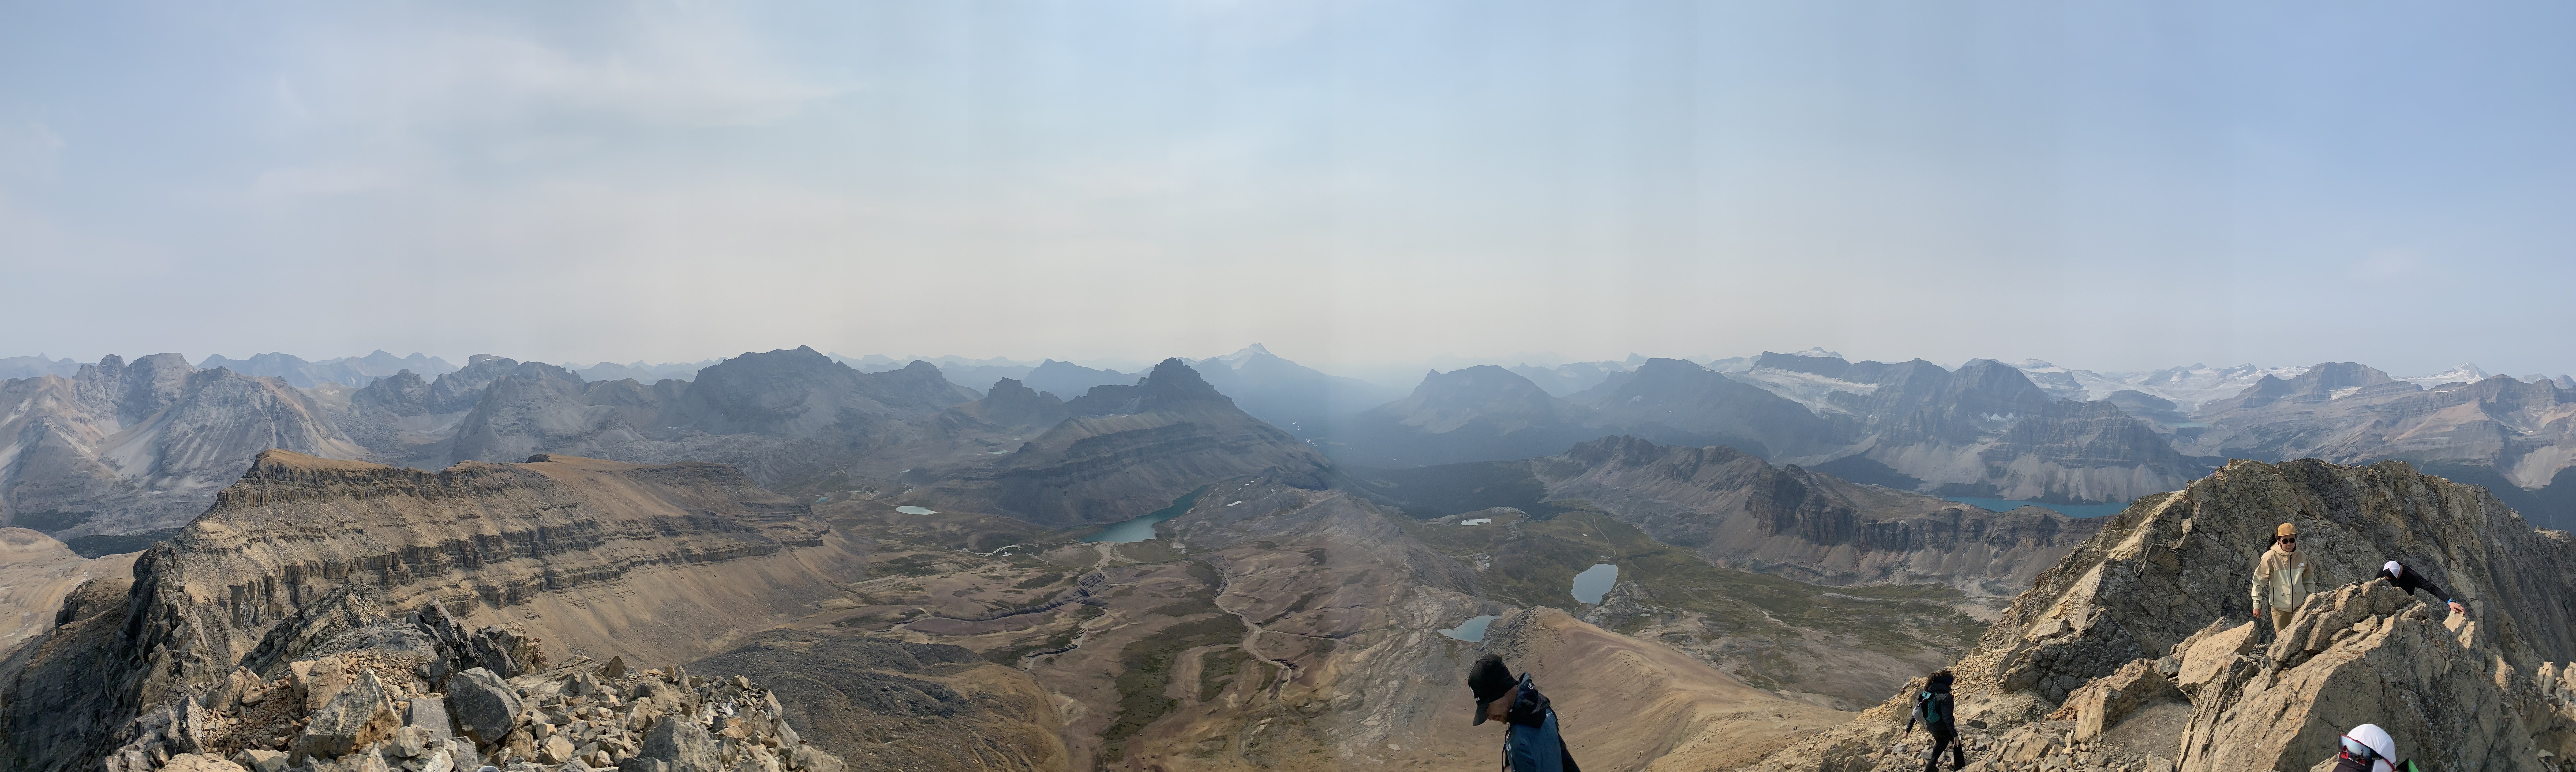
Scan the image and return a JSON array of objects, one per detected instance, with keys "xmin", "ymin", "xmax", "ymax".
[
  {"xmin": 2331, "ymin": 723, "xmax": 2407, "ymax": 772},
  {"xmin": 2377, "ymin": 560, "xmax": 2467, "ymax": 617},
  {"xmin": 1469, "ymin": 653, "xmax": 1582, "ymax": 772},
  {"xmin": 1902, "ymin": 669, "xmax": 1968, "ymax": 772},
  {"xmin": 2252, "ymin": 522, "xmax": 2320, "ymax": 635}
]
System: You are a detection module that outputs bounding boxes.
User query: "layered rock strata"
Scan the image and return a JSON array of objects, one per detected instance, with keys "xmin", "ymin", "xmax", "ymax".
[{"xmin": 0, "ymin": 450, "xmax": 875, "ymax": 772}]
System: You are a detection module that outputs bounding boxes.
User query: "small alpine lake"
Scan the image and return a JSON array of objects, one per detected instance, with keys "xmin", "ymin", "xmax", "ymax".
[
  {"xmin": 1438, "ymin": 615, "xmax": 1501, "ymax": 642},
  {"xmin": 1571, "ymin": 563, "xmax": 1618, "ymax": 604},
  {"xmin": 1079, "ymin": 486, "xmax": 1209, "ymax": 543}
]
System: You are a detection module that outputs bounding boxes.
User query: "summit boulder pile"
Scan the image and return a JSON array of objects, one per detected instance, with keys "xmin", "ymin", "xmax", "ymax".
[{"xmin": 107, "ymin": 598, "xmax": 837, "ymax": 772}]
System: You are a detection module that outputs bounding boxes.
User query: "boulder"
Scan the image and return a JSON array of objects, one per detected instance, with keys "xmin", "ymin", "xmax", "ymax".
[
  {"xmin": 231, "ymin": 749, "xmax": 287, "ymax": 772},
  {"xmin": 293, "ymin": 671, "xmax": 399, "ymax": 762},
  {"xmin": 444, "ymin": 667, "xmax": 525, "ymax": 748},
  {"xmin": 601, "ymin": 656, "xmax": 628, "ymax": 679},
  {"xmin": 2054, "ymin": 659, "xmax": 2181, "ymax": 740},
  {"xmin": 163, "ymin": 754, "xmax": 248, "ymax": 772},
  {"xmin": 2171, "ymin": 620, "xmax": 2258, "ymax": 698},
  {"xmin": 291, "ymin": 657, "xmax": 355, "ymax": 713},
  {"xmin": 538, "ymin": 735, "xmax": 576, "ymax": 765},
  {"xmin": 406, "ymin": 696, "xmax": 456, "ymax": 741},
  {"xmin": 638, "ymin": 718, "xmax": 720, "ymax": 772}
]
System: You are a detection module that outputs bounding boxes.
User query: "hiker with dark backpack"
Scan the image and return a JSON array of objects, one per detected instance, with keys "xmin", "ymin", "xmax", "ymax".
[
  {"xmin": 1468, "ymin": 653, "xmax": 1582, "ymax": 772},
  {"xmin": 1902, "ymin": 669, "xmax": 1967, "ymax": 772}
]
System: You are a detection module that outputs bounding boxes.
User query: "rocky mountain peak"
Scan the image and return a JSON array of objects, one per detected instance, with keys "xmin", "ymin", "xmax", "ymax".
[{"xmin": 1746, "ymin": 457, "xmax": 2576, "ymax": 771}]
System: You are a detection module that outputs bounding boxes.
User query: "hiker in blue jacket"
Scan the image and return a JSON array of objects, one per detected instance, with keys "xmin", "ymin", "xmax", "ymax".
[
  {"xmin": 1903, "ymin": 669, "xmax": 1967, "ymax": 772},
  {"xmin": 1468, "ymin": 654, "xmax": 1582, "ymax": 772}
]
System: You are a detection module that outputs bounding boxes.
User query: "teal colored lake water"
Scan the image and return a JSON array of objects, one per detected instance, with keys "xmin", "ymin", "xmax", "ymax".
[
  {"xmin": 1080, "ymin": 486, "xmax": 1209, "ymax": 543},
  {"xmin": 895, "ymin": 506, "xmax": 937, "ymax": 515},
  {"xmin": 1439, "ymin": 615, "xmax": 1501, "ymax": 642},
  {"xmin": 1944, "ymin": 497, "xmax": 2130, "ymax": 519},
  {"xmin": 1571, "ymin": 563, "xmax": 1618, "ymax": 604}
]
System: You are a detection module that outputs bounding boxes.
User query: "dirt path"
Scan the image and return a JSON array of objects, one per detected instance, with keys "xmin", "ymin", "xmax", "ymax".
[{"xmin": 1199, "ymin": 555, "xmax": 1319, "ymax": 697}]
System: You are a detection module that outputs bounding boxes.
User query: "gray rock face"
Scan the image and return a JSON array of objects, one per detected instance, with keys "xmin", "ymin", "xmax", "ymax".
[
  {"xmin": 444, "ymin": 668, "xmax": 523, "ymax": 749},
  {"xmin": 405, "ymin": 696, "xmax": 455, "ymax": 742},
  {"xmin": 636, "ymin": 717, "xmax": 718, "ymax": 772},
  {"xmin": 0, "ymin": 354, "xmax": 369, "ymax": 536},
  {"xmin": 294, "ymin": 671, "xmax": 398, "ymax": 761}
]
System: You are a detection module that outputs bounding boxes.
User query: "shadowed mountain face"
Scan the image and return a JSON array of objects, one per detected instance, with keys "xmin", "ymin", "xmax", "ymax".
[
  {"xmin": 1338, "ymin": 356, "xmax": 2201, "ymax": 505},
  {"xmin": 1186, "ymin": 344, "xmax": 1407, "ymax": 439},
  {"xmin": 1330, "ymin": 365, "xmax": 1596, "ymax": 466},
  {"xmin": 1576, "ymin": 357, "xmax": 1837, "ymax": 459},
  {"xmin": 1364, "ymin": 436, "xmax": 2102, "ymax": 595},
  {"xmin": 919, "ymin": 359, "xmax": 1336, "ymax": 527}
]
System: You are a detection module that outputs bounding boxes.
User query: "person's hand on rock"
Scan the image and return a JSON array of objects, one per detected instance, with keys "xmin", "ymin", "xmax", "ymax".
[{"xmin": 2449, "ymin": 600, "xmax": 2466, "ymax": 616}]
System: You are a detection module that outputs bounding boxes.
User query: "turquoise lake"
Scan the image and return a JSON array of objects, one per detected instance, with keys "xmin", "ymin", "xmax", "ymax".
[
  {"xmin": 1944, "ymin": 497, "xmax": 2131, "ymax": 519},
  {"xmin": 1438, "ymin": 615, "xmax": 1501, "ymax": 642},
  {"xmin": 1080, "ymin": 486, "xmax": 1208, "ymax": 543},
  {"xmin": 1571, "ymin": 563, "xmax": 1619, "ymax": 604}
]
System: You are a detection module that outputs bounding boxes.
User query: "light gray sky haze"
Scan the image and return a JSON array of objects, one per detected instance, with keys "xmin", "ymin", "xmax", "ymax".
[{"xmin": 2, "ymin": 1, "xmax": 2570, "ymax": 379}]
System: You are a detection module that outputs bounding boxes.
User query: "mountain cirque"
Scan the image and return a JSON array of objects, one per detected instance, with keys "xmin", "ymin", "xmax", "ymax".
[{"xmin": 1738, "ymin": 458, "xmax": 2576, "ymax": 772}]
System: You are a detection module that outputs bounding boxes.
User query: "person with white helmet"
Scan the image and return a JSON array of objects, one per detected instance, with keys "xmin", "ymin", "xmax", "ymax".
[
  {"xmin": 2332, "ymin": 724, "xmax": 2403, "ymax": 772},
  {"xmin": 2377, "ymin": 560, "xmax": 2467, "ymax": 617}
]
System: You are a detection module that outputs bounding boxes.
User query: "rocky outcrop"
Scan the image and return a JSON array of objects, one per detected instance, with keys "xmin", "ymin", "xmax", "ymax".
[
  {"xmin": 0, "ymin": 450, "xmax": 874, "ymax": 772},
  {"xmin": 1732, "ymin": 458, "xmax": 2576, "ymax": 772},
  {"xmin": 1532, "ymin": 436, "xmax": 2102, "ymax": 594},
  {"xmin": 0, "ymin": 356, "xmax": 370, "ymax": 536}
]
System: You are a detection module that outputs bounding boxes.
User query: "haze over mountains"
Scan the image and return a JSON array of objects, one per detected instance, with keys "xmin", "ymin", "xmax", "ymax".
[
  {"xmin": 6, "ymin": 345, "xmax": 2574, "ymax": 544},
  {"xmin": 4, "ymin": 340, "xmax": 2575, "ymax": 772}
]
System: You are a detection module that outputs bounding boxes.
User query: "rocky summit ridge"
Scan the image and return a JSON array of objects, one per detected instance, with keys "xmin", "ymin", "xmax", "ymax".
[{"xmin": 1738, "ymin": 458, "xmax": 2576, "ymax": 772}]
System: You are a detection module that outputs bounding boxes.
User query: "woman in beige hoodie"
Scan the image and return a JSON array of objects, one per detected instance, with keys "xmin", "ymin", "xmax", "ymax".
[{"xmin": 2251, "ymin": 522, "xmax": 2320, "ymax": 632}]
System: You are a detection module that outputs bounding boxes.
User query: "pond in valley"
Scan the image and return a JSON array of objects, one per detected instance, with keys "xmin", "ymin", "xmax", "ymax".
[
  {"xmin": 1571, "ymin": 563, "xmax": 1618, "ymax": 604},
  {"xmin": 1438, "ymin": 615, "xmax": 1501, "ymax": 642},
  {"xmin": 1079, "ymin": 486, "xmax": 1208, "ymax": 543}
]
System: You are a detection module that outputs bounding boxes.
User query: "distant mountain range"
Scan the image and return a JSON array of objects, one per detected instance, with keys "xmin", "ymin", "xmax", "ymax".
[{"xmin": 6, "ymin": 345, "xmax": 2573, "ymax": 534}]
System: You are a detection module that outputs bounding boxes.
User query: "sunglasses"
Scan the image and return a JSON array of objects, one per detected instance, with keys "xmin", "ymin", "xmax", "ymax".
[{"xmin": 2279, "ymin": 537, "xmax": 2297, "ymax": 544}]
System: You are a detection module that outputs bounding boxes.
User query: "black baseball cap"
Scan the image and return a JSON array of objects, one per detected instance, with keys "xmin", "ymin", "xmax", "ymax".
[{"xmin": 1467, "ymin": 654, "xmax": 1515, "ymax": 726}]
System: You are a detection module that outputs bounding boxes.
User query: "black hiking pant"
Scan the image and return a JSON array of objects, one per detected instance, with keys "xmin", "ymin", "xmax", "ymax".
[{"xmin": 1923, "ymin": 728, "xmax": 1966, "ymax": 772}]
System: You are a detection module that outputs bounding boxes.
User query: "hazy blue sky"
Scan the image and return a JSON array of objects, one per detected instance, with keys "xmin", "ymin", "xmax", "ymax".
[{"xmin": 3, "ymin": 1, "xmax": 2570, "ymax": 380}]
